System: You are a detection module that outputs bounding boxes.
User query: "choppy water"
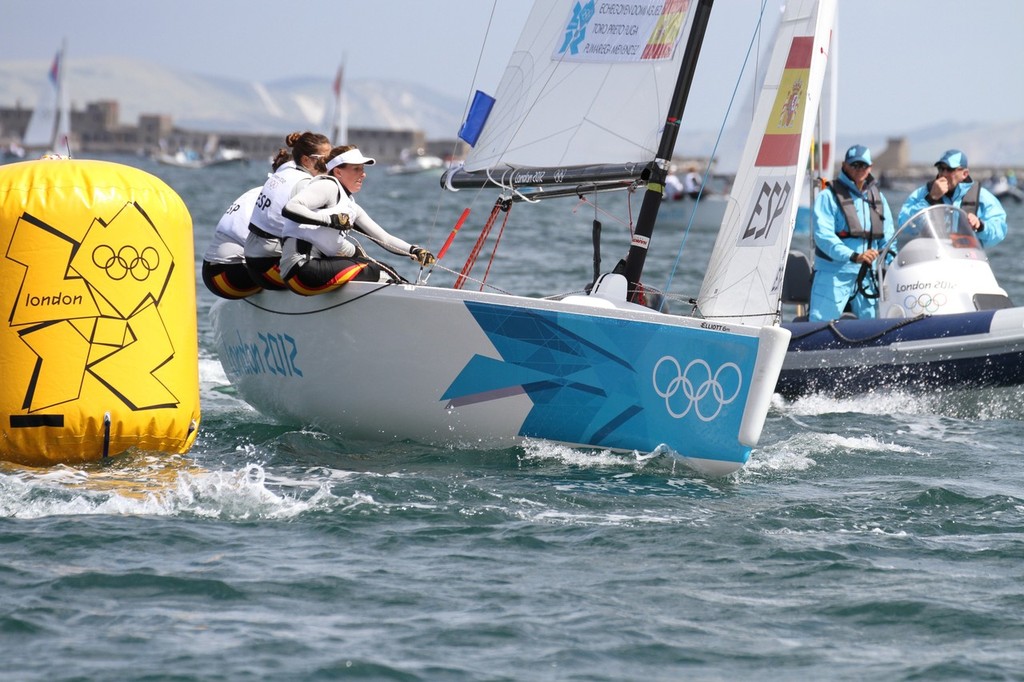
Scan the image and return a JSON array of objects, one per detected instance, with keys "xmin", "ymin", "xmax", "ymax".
[{"xmin": 3, "ymin": 155, "xmax": 1024, "ymax": 681}]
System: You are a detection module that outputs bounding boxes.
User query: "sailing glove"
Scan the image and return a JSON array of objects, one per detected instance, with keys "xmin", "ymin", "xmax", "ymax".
[
  {"xmin": 410, "ymin": 246, "xmax": 436, "ymax": 267},
  {"xmin": 329, "ymin": 212, "xmax": 351, "ymax": 229}
]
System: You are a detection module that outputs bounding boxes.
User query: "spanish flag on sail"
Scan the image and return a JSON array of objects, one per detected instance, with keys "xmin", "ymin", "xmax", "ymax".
[{"xmin": 755, "ymin": 36, "xmax": 814, "ymax": 167}]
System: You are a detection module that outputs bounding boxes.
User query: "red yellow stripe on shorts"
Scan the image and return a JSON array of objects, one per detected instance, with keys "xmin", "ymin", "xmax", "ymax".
[
  {"xmin": 755, "ymin": 36, "xmax": 813, "ymax": 167},
  {"xmin": 286, "ymin": 262, "xmax": 368, "ymax": 296},
  {"xmin": 212, "ymin": 272, "xmax": 260, "ymax": 299},
  {"xmin": 261, "ymin": 265, "xmax": 286, "ymax": 288}
]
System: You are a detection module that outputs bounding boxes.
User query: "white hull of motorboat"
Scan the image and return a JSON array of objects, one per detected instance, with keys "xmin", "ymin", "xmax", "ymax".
[{"xmin": 779, "ymin": 206, "xmax": 1024, "ymax": 397}]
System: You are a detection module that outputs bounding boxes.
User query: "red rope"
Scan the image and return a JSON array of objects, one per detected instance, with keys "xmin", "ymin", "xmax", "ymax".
[
  {"xmin": 479, "ymin": 204, "xmax": 513, "ymax": 290},
  {"xmin": 455, "ymin": 199, "xmax": 508, "ymax": 290}
]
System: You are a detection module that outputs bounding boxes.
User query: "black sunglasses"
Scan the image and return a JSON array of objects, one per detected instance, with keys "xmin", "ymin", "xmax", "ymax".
[{"xmin": 849, "ymin": 161, "xmax": 869, "ymax": 169}]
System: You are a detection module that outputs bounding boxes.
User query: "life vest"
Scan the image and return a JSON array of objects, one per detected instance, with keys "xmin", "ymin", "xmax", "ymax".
[
  {"xmin": 926, "ymin": 178, "xmax": 981, "ymax": 214},
  {"xmin": 828, "ymin": 179, "xmax": 885, "ymax": 239},
  {"xmin": 249, "ymin": 165, "xmax": 314, "ymax": 239},
  {"xmin": 281, "ymin": 175, "xmax": 355, "ymax": 261}
]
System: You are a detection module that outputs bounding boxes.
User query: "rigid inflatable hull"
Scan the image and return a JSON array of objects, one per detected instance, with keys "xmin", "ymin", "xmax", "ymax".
[
  {"xmin": 211, "ymin": 282, "xmax": 790, "ymax": 476},
  {"xmin": 778, "ymin": 307, "xmax": 1024, "ymax": 398}
]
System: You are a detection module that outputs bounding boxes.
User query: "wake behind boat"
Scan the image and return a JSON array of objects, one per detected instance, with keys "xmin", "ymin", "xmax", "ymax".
[
  {"xmin": 778, "ymin": 205, "xmax": 1024, "ymax": 398},
  {"xmin": 212, "ymin": 0, "xmax": 836, "ymax": 475}
]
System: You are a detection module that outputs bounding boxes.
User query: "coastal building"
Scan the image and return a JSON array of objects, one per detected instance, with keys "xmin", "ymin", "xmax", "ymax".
[{"xmin": 0, "ymin": 98, "xmax": 466, "ymax": 164}]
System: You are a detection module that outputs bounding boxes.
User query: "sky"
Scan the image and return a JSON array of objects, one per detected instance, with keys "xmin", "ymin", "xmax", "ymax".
[{"xmin": 3, "ymin": 0, "xmax": 1023, "ymax": 138}]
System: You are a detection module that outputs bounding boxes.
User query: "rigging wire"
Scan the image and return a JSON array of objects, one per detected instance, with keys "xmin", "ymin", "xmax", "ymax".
[
  {"xmin": 420, "ymin": 0, "xmax": 504, "ymax": 270},
  {"xmin": 660, "ymin": 0, "xmax": 773, "ymax": 300}
]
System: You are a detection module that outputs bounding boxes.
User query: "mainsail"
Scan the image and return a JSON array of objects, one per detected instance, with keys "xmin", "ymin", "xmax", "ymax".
[
  {"xmin": 22, "ymin": 41, "xmax": 70, "ymax": 153},
  {"xmin": 454, "ymin": 0, "xmax": 700, "ymax": 179},
  {"xmin": 445, "ymin": 0, "xmax": 712, "ymax": 299},
  {"xmin": 697, "ymin": 0, "xmax": 835, "ymax": 327}
]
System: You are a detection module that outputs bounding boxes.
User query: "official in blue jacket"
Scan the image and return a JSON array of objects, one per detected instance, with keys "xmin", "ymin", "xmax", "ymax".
[
  {"xmin": 898, "ymin": 149, "xmax": 1007, "ymax": 248},
  {"xmin": 809, "ymin": 145, "xmax": 895, "ymax": 321}
]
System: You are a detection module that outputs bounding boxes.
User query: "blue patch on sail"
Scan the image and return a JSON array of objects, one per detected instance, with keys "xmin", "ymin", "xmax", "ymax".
[{"xmin": 458, "ymin": 91, "xmax": 496, "ymax": 146}]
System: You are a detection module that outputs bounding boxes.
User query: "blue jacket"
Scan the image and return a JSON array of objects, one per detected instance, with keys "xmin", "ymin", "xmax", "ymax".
[
  {"xmin": 812, "ymin": 171, "xmax": 895, "ymax": 274},
  {"xmin": 898, "ymin": 178, "xmax": 1007, "ymax": 247}
]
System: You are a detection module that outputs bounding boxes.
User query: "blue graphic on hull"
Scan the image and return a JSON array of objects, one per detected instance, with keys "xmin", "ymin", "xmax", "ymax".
[{"xmin": 442, "ymin": 301, "xmax": 763, "ymax": 464}]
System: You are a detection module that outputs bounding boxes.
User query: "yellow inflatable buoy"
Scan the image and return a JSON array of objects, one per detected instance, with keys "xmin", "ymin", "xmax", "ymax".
[{"xmin": 0, "ymin": 158, "xmax": 200, "ymax": 466}]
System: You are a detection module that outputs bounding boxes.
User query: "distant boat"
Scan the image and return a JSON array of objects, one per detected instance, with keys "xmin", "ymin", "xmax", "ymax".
[
  {"xmin": 8, "ymin": 41, "xmax": 71, "ymax": 159},
  {"xmin": 987, "ymin": 176, "xmax": 1023, "ymax": 204},
  {"xmin": 153, "ymin": 135, "xmax": 247, "ymax": 169},
  {"xmin": 323, "ymin": 61, "xmax": 349, "ymax": 145},
  {"xmin": 2, "ymin": 142, "xmax": 25, "ymax": 163},
  {"xmin": 386, "ymin": 147, "xmax": 445, "ymax": 175}
]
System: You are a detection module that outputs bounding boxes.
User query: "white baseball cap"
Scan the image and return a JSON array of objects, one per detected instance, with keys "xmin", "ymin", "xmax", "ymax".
[{"xmin": 326, "ymin": 148, "xmax": 376, "ymax": 171}]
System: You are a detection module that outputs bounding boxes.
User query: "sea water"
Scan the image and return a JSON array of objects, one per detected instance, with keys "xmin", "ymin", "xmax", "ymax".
[{"xmin": 3, "ymin": 156, "xmax": 1024, "ymax": 681}]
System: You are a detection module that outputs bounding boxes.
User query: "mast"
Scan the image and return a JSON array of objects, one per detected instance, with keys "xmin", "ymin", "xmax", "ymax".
[
  {"xmin": 54, "ymin": 39, "xmax": 69, "ymax": 154},
  {"xmin": 622, "ymin": 0, "xmax": 714, "ymax": 300}
]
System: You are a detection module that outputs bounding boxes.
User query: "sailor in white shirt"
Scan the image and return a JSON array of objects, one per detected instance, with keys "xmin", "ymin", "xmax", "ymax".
[
  {"xmin": 279, "ymin": 146, "xmax": 434, "ymax": 295},
  {"xmin": 201, "ymin": 150, "xmax": 292, "ymax": 299},
  {"xmin": 243, "ymin": 131, "xmax": 331, "ymax": 289}
]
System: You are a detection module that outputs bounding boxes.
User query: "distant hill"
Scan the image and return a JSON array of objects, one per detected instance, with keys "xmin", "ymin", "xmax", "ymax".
[
  {"xmin": 0, "ymin": 56, "xmax": 467, "ymax": 141},
  {"xmin": 838, "ymin": 120, "xmax": 1024, "ymax": 170},
  {"xmin": 2, "ymin": 56, "xmax": 1023, "ymax": 166}
]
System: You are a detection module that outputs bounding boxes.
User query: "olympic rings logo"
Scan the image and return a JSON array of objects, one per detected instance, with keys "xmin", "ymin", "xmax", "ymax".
[
  {"xmin": 903, "ymin": 292, "xmax": 947, "ymax": 314},
  {"xmin": 652, "ymin": 356, "xmax": 743, "ymax": 422},
  {"xmin": 91, "ymin": 245, "xmax": 161, "ymax": 281}
]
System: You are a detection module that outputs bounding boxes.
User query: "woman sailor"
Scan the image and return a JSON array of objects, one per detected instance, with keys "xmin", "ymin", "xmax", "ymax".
[
  {"xmin": 201, "ymin": 148, "xmax": 291, "ymax": 299},
  {"xmin": 278, "ymin": 145, "xmax": 434, "ymax": 295},
  {"xmin": 243, "ymin": 131, "xmax": 331, "ymax": 289}
]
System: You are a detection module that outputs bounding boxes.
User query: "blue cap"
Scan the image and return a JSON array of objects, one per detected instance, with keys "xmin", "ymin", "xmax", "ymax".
[
  {"xmin": 844, "ymin": 144, "xmax": 872, "ymax": 166},
  {"xmin": 935, "ymin": 149, "xmax": 968, "ymax": 169}
]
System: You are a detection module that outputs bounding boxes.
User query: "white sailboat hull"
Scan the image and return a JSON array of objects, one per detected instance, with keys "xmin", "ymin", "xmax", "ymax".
[{"xmin": 212, "ymin": 281, "xmax": 790, "ymax": 476}]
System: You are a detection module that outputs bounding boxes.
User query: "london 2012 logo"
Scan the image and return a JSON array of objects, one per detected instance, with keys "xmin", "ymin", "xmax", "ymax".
[
  {"xmin": 559, "ymin": 1, "xmax": 596, "ymax": 56},
  {"xmin": 652, "ymin": 356, "xmax": 743, "ymax": 421},
  {"xmin": 91, "ymin": 244, "xmax": 161, "ymax": 281},
  {"xmin": 6, "ymin": 202, "xmax": 179, "ymax": 413}
]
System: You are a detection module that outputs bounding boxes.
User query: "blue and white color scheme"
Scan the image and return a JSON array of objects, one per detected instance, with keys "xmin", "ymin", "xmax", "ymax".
[
  {"xmin": 213, "ymin": 280, "xmax": 788, "ymax": 475},
  {"xmin": 212, "ymin": 0, "xmax": 837, "ymax": 475},
  {"xmin": 778, "ymin": 205, "xmax": 1024, "ymax": 397}
]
